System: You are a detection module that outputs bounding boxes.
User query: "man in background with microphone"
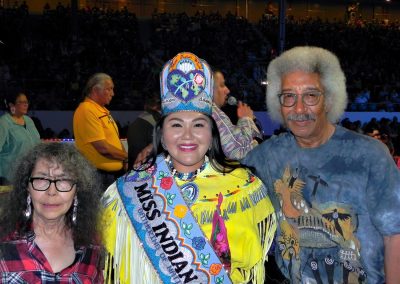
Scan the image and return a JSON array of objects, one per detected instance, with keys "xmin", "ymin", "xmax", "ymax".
[{"xmin": 212, "ymin": 70, "xmax": 262, "ymax": 160}]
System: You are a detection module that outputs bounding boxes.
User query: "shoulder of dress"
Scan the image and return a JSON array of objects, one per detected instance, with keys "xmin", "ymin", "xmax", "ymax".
[
  {"xmin": 228, "ymin": 166, "xmax": 252, "ymax": 177},
  {"xmin": 198, "ymin": 166, "xmax": 265, "ymax": 194},
  {"xmin": 0, "ymin": 113, "xmax": 11, "ymax": 122}
]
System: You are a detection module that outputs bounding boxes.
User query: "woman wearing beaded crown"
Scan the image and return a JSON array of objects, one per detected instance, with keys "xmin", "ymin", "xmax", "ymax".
[{"xmin": 101, "ymin": 52, "xmax": 276, "ymax": 284}]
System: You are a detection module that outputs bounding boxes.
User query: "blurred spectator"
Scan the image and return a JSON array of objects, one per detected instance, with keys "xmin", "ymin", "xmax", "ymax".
[
  {"xmin": 363, "ymin": 123, "xmax": 382, "ymax": 140},
  {"xmin": 362, "ymin": 120, "xmax": 399, "ymax": 168},
  {"xmin": 354, "ymin": 87, "xmax": 370, "ymax": 111},
  {"xmin": 0, "ymin": 91, "xmax": 40, "ymax": 185},
  {"xmin": 0, "ymin": 3, "xmax": 399, "ymax": 113},
  {"xmin": 58, "ymin": 128, "xmax": 71, "ymax": 139},
  {"xmin": 73, "ymin": 73, "xmax": 128, "ymax": 189},
  {"xmin": 264, "ymin": 1, "xmax": 277, "ymax": 19},
  {"xmin": 127, "ymin": 92, "xmax": 161, "ymax": 169}
]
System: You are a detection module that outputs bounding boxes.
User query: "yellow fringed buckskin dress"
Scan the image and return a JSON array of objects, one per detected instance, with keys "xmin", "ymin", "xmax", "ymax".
[{"xmin": 101, "ymin": 160, "xmax": 276, "ymax": 284}]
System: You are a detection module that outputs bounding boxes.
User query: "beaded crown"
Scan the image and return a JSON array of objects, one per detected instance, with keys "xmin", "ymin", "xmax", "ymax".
[{"xmin": 160, "ymin": 52, "xmax": 213, "ymax": 116}]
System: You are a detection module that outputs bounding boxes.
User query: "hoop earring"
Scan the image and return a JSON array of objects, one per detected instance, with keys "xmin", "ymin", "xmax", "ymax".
[
  {"xmin": 24, "ymin": 195, "xmax": 32, "ymax": 219},
  {"xmin": 72, "ymin": 195, "xmax": 78, "ymax": 224}
]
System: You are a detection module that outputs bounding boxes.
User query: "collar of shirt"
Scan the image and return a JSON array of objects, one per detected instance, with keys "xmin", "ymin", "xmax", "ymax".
[{"xmin": 84, "ymin": 97, "xmax": 110, "ymax": 116}]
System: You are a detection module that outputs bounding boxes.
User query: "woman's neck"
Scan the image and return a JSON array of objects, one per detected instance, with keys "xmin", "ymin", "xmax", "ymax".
[
  {"xmin": 32, "ymin": 215, "xmax": 75, "ymax": 274},
  {"xmin": 166, "ymin": 155, "xmax": 208, "ymax": 181},
  {"xmin": 11, "ymin": 113, "xmax": 25, "ymax": 125},
  {"xmin": 33, "ymin": 216, "xmax": 70, "ymax": 240}
]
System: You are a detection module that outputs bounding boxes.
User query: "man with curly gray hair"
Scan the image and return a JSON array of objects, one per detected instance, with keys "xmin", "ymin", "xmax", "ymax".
[{"xmin": 242, "ymin": 46, "xmax": 400, "ymax": 283}]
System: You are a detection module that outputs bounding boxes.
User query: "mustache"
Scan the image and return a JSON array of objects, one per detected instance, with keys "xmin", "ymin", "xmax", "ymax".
[{"xmin": 287, "ymin": 113, "xmax": 316, "ymax": 121}]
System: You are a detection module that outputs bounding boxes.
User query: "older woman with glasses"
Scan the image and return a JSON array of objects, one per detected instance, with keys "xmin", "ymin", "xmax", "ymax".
[
  {"xmin": 0, "ymin": 91, "xmax": 40, "ymax": 186},
  {"xmin": 0, "ymin": 143, "xmax": 104, "ymax": 283}
]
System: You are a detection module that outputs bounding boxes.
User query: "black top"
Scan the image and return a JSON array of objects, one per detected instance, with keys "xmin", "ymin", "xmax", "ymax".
[{"xmin": 127, "ymin": 110, "xmax": 161, "ymax": 169}]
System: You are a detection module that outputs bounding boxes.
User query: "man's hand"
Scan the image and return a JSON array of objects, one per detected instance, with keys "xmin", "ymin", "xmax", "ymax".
[
  {"xmin": 237, "ymin": 101, "xmax": 255, "ymax": 119},
  {"xmin": 91, "ymin": 140, "xmax": 128, "ymax": 160}
]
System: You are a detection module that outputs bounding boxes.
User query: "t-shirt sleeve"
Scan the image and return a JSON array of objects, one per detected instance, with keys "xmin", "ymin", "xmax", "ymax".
[{"xmin": 366, "ymin": 144, "xmax": 400, "ymax": 236}]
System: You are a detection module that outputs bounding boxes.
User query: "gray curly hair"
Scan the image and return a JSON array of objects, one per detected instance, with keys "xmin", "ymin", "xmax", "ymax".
[
  {"xmin": 266, "ymin": 46, "xmax": 347, "ymax": 124},
  {"xmin": 0, "ymin": 143, "xmax": 103, "ymax": 246},
  {"xmin": 82, "ymin": 72, "xmax": 112, "ymax": 98}
]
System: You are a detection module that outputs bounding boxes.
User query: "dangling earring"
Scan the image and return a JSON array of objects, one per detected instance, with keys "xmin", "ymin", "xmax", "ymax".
[
  {"xmin": 24, "ymin": 195, "xmax": 32, "ymax": 219},
  {"xmin": 10, "ymin": 106, "xmax": 16, "ymax": 115},
  {"xmin": 161, "ymin": 139, "xmax": 167, "ymax": 150},
  {"xmin": 72, "ymin": 195, "xmax": 78, "ymax": 224}
]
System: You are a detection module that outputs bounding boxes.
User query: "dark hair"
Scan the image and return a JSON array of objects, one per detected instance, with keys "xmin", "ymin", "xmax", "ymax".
[
  {"xmin": 363, "ymin": 122, "xmax": 381, "ymax": 136},
  {"xmin": 0, "ymin": 143, "xmax": 103, "ymax": 247},
  {"xmin": 3, "ymin": 91, "xmax": 27, "ymax": 112},
  {"xmin": 143, "ymin": 114, "xmax": 238, "ymax": 172},
  {"xmin": 143, "ymin": 92, "xmax": 161, "ymax": 112}
]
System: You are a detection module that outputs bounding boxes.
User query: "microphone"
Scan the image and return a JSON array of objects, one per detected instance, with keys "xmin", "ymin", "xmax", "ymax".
[
  {"xmin": 227, "ymin": 96, "xmax": 264, "ymax": 137},
  {"xmin": 227, "ymin": 96, "xmax": 238, "ymax": 106}
]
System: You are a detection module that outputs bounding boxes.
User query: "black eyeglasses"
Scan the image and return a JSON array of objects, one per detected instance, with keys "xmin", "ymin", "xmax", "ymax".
[
  {"xmin": 29, "ymin": 177, "xmax": 76, "ymax": 192},
  {"xmin": 278, "ymin": 92, "xmax": 323, "ymax": 107}
]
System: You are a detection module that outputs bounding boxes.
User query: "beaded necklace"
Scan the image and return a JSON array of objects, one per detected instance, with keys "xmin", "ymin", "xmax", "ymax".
[{"xmin": 165, "ymin": 155, "xmax": 208, "ymax": 181}]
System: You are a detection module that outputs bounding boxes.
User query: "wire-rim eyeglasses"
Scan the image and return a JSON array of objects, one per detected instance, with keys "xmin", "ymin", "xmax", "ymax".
[{"xmin": 278, "ymin": 92, "xmax": 323, "ymax": 107}]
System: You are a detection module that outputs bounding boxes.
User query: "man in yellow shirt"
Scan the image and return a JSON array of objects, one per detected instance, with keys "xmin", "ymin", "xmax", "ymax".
[{"xmin": 73, "ymin": 73, "xmax": 127, "ymax": 189}]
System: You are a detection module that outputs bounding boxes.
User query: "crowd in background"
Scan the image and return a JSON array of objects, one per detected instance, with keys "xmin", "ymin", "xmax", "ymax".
[
  {"xmin": 1, "ymin": 2, "xmax": 142, "ymax": 110},
  {"xmin": 1, "ymin": 2, "xmax": 400, "ymax": 155},
  {"xmin": 1, "ymin": 3, "xmax": 400, "ymax": 282},
  {"xmin": 259, "ymin": 15, "xmax": 400, "ymax": 112},
  {"xmin": 1, "ymin": 2, "xmax": 400, "ymax": 111}
]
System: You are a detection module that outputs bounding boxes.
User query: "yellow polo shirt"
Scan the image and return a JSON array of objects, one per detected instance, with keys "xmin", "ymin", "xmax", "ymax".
[{"xmin": 73, "ymin": 98, "xmax": 123, "ymax": 171}]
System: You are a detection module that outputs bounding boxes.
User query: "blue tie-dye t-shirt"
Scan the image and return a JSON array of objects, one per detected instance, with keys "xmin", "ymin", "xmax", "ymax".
[{"xmin": 242, "ymin": 125, "xmax": 400, "ymax": 283}]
